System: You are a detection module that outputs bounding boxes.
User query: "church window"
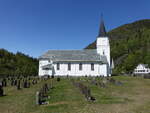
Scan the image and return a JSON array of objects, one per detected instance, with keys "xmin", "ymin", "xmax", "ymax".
[
  {"xmin": 91, "ymin": 63, "xmax": 94, "ymax": 71},
  {"xmin": 103, "ymin": 50, "xmax": 105, "ymax": 55},
  {"xmin": 68, "ymin": 63, "xmax": 71, "ymax": 71},
  {"xmin": 79, "ymin": 63, "xmax": 82, "ymax": 70},
  {"xmin": 57, "ymin": 63, "xmax": 60, "ymax": 70},
  {"xmin": 43, "ymin": 68, "xmax": 49, "ymax": 70}
]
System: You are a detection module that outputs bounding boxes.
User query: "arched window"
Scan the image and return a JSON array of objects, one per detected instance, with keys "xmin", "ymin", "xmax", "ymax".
[
  {"xmin": 57, "ymin": 63, "xmax": 60, "ymax": 70},
  {"xmin": 68, "ymin": 63, "xmax": 71, "ymax": 71},
  {"xmin": 91, "ymin": 63, "xmax": 94, "ymax": 71},
  {"xmin": 79, "ymin": 63, "xmax": 82, "ymax": 70}
]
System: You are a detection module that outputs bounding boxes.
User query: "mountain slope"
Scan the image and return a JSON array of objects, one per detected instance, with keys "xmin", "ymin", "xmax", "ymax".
[
  {"xmin": 85, "ymin": 19, "xmax": 150, "ymax": 73},
  {"xmin": 0, "ymin": 49, "xmax": 38, "ymax": 77}
]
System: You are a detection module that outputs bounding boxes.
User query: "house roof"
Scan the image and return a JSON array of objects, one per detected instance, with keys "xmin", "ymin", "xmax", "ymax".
[
  {"xmin": 139, "ymin": 64, "xmax": 149, "ymax": 68},
  {"xmin": 39, "ymin": 49, "xmax": 108, "ymax": 63}
]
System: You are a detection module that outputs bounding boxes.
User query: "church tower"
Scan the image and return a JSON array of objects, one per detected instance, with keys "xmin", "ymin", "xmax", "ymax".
[{"xmin": 96, "ymin": 17, "xmax": 111, "ymax": 68}]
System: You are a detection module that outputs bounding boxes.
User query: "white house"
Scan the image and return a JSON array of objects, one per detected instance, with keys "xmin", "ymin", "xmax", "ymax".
[
  {"xmin": 38, "ymin": 18, "xmax": 113, "ymax": 77},
  {"xmin": 134, "ymin": 64, "xmax": 150, "ymax": 75}
]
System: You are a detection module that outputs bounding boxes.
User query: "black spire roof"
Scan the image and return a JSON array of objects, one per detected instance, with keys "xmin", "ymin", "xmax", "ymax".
[{"xmin": 98, "ymin": 16, "xmax": 107, "ymax": 37}]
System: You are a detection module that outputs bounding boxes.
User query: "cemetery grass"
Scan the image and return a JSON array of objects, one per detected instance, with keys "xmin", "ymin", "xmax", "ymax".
[{"xmin": 0, "ymin": 76, "xmax": 150, "ymax": 113}]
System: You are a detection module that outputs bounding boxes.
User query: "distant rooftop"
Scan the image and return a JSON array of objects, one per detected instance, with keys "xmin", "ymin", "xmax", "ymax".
[{"xmin": 138, "ymin": 64, "xmax": 149, "ymax": 68}]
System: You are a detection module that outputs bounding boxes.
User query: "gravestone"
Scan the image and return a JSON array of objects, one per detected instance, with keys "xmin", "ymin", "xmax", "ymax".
[
  {"xmin": 36, "ymin": 91, "xmax": 41, "ymax": 105},
  {"xmin": 102, "ymin": 78, "xmax": 108, "ymax": 84},
  {"xmin": 57, "ymin": 77, "xmax": 60, "ymax": 82},
  {"xmin": 84, "ymin": 87, "xmax": 91, "ymax": 99},
  {"xmin": 27, "ymin": 81, "xmax": 30, "ymax": 88},
  {"xmin": 11, "ymin": 79, "xmax": 14, "ymax": 86},
  {"xmin": 23, "ymin": 80, "xmax": 28, "ymax": 88},
  {"xmin": 35, "ymin": 79, "xmax": 38, "ymax": 84},
  {"xmin": 99, "ymin": 82, "xmax": 106, "ymax": 88},
  {"xmin": 32, "ymin": 80, "xmax": 34, "ymax": 85},
  {"xmin": 109, "ymin": 78, "xmax": 116, "ymax": 83},
  {"xmin": 17, "ymin": 80, "xmax": 21, "ymax": 90},
  {"xmin": 88, "ymin": 96, "xmax": 96, "ymax": 102},
  {"xmin": 2, "ymin": 79, "xmax": 7, "ymax": 87},
  {"xmin": 115, "ymin": 81, "xmax": 123, "ymax": 86},
  {"xmin": 0, "ymin": 82, "xmax": 4, "ymax": 96},
  {"xmin": 51, "ymin": 75, "xmax": 54, "ymax": 78},
  {"xmin": 32, "ymin": 79, "xmax": 37, "ymax": 85},
  {"xmin": 91, "ymin": 80, "xmax": 97, "ymax": 85},
  {"xmin": 14, "ymin": 79, "xmax": 17, "ymax": 86}
]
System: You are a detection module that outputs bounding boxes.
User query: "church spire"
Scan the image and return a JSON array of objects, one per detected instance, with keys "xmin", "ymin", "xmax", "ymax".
[{"xmin": 98, "ymin": 15, "xmax": 107, "ymax": 37}]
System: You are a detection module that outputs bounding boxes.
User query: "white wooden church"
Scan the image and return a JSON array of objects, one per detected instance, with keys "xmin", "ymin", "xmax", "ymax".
[{"xmin": 39, "ymin": 19, "xmax": 114, "ymax": 77}]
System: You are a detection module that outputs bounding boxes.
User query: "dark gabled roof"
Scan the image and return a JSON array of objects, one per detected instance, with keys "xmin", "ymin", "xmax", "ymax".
[
  {"xmin": 139, "ymin": 64, "xmax": 149, "ymax": 68},
  {"xmin": 98, "ymin": 17, "xmax": 107, "ymax": 37},
  {"xmin": 39, "ymin": 49, "xmax": 107, "ymax": 63}
]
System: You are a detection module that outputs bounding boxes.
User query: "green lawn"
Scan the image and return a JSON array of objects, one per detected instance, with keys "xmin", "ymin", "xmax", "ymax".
[{"xmin": 0, "ymin": 76, "xmax": 150, "ymax": 113}]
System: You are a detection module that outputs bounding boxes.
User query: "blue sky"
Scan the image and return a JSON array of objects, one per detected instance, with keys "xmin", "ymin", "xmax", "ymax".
[{"xmin": 0, "ymin": 0, "xmax": 149, "ymax": 58}]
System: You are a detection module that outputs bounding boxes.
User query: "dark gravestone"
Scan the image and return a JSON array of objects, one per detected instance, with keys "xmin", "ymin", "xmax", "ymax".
[
  {"xmin": 11, "ymin": 80, "xmax": 14, "ymax": 86},
  {"xmin": 14, "ymin": 80, "xmax": 17, "ymax": 86},
  {"xmin": 17, "ymin": 80, "xmax": 21, "ymax": 90},
  {"xmin": 0, "ymin": 82, "xmax": 4, "ymax": 96},
  {"xmin": 23, "ymin": 80, "xmax": 28, "ymax": 88},
  {"xmin": 2, "ymin": 79, "xmax": 7, "ymax": 87},
  {"xmin": 109, "ymin": 78, "xmax": 116, "ymax": 83},
  {"xmin": 32, "ymin": 80, "xmax": 34, "ymax": 85},
  {"xmin": 10, "ymin": 80, "xmax": 13, "ymax": 86},
  {"xmin": 32, "ymin": 79, "xmax": 37, "ymax": 85},
  {"xmin": 90, "ymin": 96, "xmax": 96, "ymax": 101},
  {"xmin": 39, "ymin": 89, "xmax": 44, "ymax": 98},
  {"xmin": 51, "ymin": 75, "xmax": 54, "ymax": 78},
  {"xmin": 57, "ymin": 77, "xmax": 60, "ymax": 82},
  {"xmin": 35, "ymin": 79, "xmax": 38, "ymax": 84},
  {"xmin": 42, "ymin": 83, "xmax": 49, "ymax": 97},
  {"xmin": 91, "ymin": 80, "xmax": 97, "ymax": 85},
  {"xmin": 115, "ymin": 81, "xmax": 123, "ymax": 86},
  {"xmin": 27, "ymin": 81, "xmax": 30, "ymax": 88},
  {"xmin": 42, "ymin": 85, "xmax": 46, "ymax": 95},
  {"xmin": 84, "ymin": 87, "xmax": 91, "ymax": 99},
  {"xmin": 99, "ymin": 82, "xmax": 106, "ymax": 88},
  {"xmin": 45, "ymin": 83, "xmax": 49, "ymax": 92}
]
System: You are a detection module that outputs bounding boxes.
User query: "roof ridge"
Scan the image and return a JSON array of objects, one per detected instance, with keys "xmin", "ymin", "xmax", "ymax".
[{"xmin": 47, "ymin": 49, "xmax": 97, "ymax": 51}]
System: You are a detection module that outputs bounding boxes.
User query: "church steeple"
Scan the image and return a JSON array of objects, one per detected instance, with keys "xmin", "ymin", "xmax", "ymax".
[
  {"xmin": 98, "ymin": 16, "xmax": 107, "ymax": 37},
  {"xmin": 96, "ymin": 16, "xmax": 110, "ymax": 72}
]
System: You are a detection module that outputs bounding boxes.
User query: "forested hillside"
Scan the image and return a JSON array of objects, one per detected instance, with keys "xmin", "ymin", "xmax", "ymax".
[
  {"xmin": 85, "ymin": 19, "xmax": 150, "ymax": 73},
  {"xmin": 0, "ymin": 49, "xmax": 38, "ymax": 77}
]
